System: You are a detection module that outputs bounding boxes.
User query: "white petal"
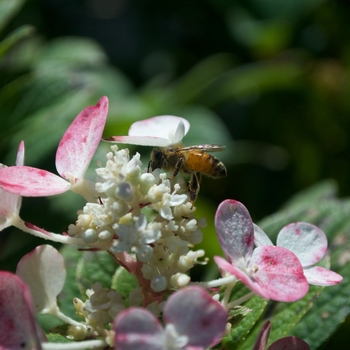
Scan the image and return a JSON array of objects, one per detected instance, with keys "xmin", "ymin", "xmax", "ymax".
[
  {"xmin": 169, "ymin": 194, "xmax": 187, "ymax": 206},
  {"xmin": 253, "ymin": 224, "xmax": 273, "ymax": 247},
  {"xmin": 16, "ymin": 245, "xmax": 66, "ymax": 313},
  {"xmin": 105, "ymin": 116, "xmax": 190, "ymax": 147},
  {"xmin": 277, "ymin": 222, "xmax": 328, "ymax": 266},
  {"xmin": 303, "ymin": 266, "xmax": 343, "ymax": 286}
]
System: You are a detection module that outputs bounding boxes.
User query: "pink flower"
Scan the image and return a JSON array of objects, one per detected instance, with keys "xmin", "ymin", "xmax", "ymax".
[
  {"xmin": 0, "ymin": 271, "xmax": 45, "ymax": 349},
  {"xmin": 0, "ymin": 141, "xmax": 25, "ymax": 231},
  {"xmin": 0, "ymin": 97, "xmax": 109, "ymax": 201},
  {"xmin": 254, "ymin": 222, "xmax": 343, "ymax": 286},
  {"xmin": 104, "ymin": 115, "xmax": 190, "ymax": 146},
  {"xmin": 214, "ymin": 200, "xmax": 309, "ymax": 302},
  {"xmin": 253, "ymin": 321, "xmax": 310, "ymax": 350},
  {"xmin": 113, "ymin": 286, "xmax": 227, "ymax": 350}
]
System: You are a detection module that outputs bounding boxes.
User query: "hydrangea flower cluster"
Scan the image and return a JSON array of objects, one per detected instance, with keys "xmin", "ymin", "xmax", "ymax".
[{"xmin": 0, "ymin": 97, "xmax": 343, "ymax": 349}]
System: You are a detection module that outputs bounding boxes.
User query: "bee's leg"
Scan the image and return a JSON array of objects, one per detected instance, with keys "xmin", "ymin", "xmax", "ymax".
[
  {"xmin": 188, "ymin": 172, "xmax": 200, "ymax": 207},
  {"xmin": 168, "ymin": 157, "xmax": 184, "ymax": 180},
  {"xmin": 147, "ymin": 160, "xmax": 152, "ymax": 173}
]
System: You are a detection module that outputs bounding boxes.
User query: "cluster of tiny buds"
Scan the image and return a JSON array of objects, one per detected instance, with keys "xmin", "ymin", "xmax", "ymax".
[
  {"xmin": 68, "ymin": 283, "xmax": 125, "ymax": 341},
  {"xmin": 67, "ymin": 145, "xmax": 207, "ymax": 292}
]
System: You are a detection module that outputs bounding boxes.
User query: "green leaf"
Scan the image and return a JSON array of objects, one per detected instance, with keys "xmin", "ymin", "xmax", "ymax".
[
  {"xmin": 112, "ymin": 266, "xmax": 139, "ymax": 306},
  {"xmin": 282, "ymin": 179, "xmax": 338, "ymax": 209},
  {"xmin": 0, "ymin": 0, "xmax": 26, "ymax": 32},
  {"xmin": 290, "ymin": 264, "xmax": 350, "ymax": 348},
  {"xmin": 32, "ymin": 37, "xmax": 108, "ymax": 68},
  {"xmin": 57, "ymin": 246, "xmax": 84, "ymax": 319},
  {"xmin": 37, "ymin": 313, "xmax": 66, "ymax": 333},
  {"xmin": 224, "ymin": 293, "xmax": 268, "ymax": 349},
  {"xmin": 45, "ymin": 332, "xmax": 72, "ymax": 343},
  {"xmin": 76, "ymin": 250, "xmax": 118, "ymax": 292},
  {"xmin": 0, "ymin": 25, "xmax": 35, "ymax": 59}
]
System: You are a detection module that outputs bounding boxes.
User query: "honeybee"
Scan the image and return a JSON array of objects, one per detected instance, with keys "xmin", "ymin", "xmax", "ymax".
[{"xmin": 148, "ymin": 144, "xmax": 227, "ymax": 204}]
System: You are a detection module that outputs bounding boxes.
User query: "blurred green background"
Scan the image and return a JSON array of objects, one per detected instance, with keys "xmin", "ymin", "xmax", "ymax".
[{"xmin": 1, "ymin": 0, "xmax": 350, "ymax": 347}]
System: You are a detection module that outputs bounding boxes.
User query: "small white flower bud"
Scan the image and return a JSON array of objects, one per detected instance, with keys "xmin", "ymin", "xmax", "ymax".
[
  {"xmin": 137, "ymin": 245, "xmax": 153, "ymax": 262},
  {"xmin": 98, "ymin": 229, "xmax": 112, "ymax": 240},
  {"xmin": 66, "ymin": 325, "xmax": 87, "ymax": 341},
  {"xmin": 170, "ymin": 273, "xmax": 190, "ymax": 288},
  {"xmin": 115, "ymin": 182, "xmax": 133, "ymax": 201},
  {"xmin": 139, "ymin": 173, "xmax": 156, "ymax": 195},
  {"xmin": 150, "ymin": 275, "xmax": 167, "ymax": 292},
  {"xmin": 82, "ymin": 228, "xmax": 98, "ymax": 243}
]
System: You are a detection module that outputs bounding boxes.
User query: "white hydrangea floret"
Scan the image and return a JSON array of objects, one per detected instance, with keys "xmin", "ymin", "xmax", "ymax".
[
  {"xmin": 111, "ymin": 214, "xmax": 161, "ymax": 262},
  {"xmin": 148, "ymin": 177, "xmax": 188, "ymax": 220},
  {"xmin": 84, "ymin": 283, "xmax": 125, "ymax": 326}
]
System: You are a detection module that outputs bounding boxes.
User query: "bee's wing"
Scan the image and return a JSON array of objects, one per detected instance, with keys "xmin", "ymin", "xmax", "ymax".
[{"xmin": 179, "ymin": 144, "xmax": 226, "ymax": 152}]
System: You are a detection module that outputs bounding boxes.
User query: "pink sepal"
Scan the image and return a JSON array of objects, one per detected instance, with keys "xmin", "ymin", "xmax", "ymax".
[
  {"xmin": 0, "ymin": 166, "xmax": 70, "ymax": 196},
  {"xmin": 114, "ymin": 308, "xmax": 164, "ymax": 350},
  {"xmin": 163, "ymin": 286, "xmax": 227, "ymax": 348},
  {"xmin": 56, "ymin": 96, "xmax": 109, "ymax": 180},
  {"xmin": 0, "ymin": 271, "xmax": 44, "ymax": 349},
  {"xmin": 303, "ymin": 266, "xmax": 343, "ymax": 286}
]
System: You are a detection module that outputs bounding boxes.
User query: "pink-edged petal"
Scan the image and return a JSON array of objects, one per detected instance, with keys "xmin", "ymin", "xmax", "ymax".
[
  {"xmin": 215, "ymin": 200, "xmax": 254, "ymax": 264},
  {"xmin": 277, "ymin": 223, "xmax": 328, "ymax": 266},
  {"xmin": 104, "ymin": 135, "xmax": 172, "ymax": 147},
  {"xmin": 303, "ymin": 266, "xmax": 343, "ymax": 286},
  {"xmin": 0, "ymin": 166, "xmax": 70, "ymax": 196},
  {"xmin": 0, "ymin": 271, "xmax": 43, "ymax": 349},
  {"xmin": 268, "ymin": 336, "xmax": 310, "ymax": 350},
  {"xmin": 16, "ymin": 245, "xmax": 66, "ymax": 313},
  {"xmin": 0, "ymin": 168, "xmax": 21, "ymax": 231},
  {"xmin": 163, "ymin": 286, "xmax": 227, "ymax": 348},
  {"xmin": 105, "ymin": 116, "xmax": 190, "ymax": 147},
  {"xmin": 250, "ymin": 246, "xmax": 309, "ymax": 302},
  {"xmin": 0, "ymin": 141, "xmax": 25, "ymax": 230},
  {"xmin": 114, "ymin": 308, "xmax": 165, "ymax": 350},
  {"xmin": 56, "ymin": 96, "xmax": 109, "ymax": 180},
  {"xmin": 254, "ymin": 224, "xmax": 274, "ymax": 247},
  {"xmin": 253, "ymin": 321, "xmax": 271, "ymax": 350},
  {"xmin": 214, "ymin": 256, "xmax": 270, "ymax": 299},
  {"xmin": 16, "ymin": 140, "xmax": 25, "ymax": 166}
]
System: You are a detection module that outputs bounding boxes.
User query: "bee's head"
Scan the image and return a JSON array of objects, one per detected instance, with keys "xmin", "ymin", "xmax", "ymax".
[{"xmin": 148, "ymin": 147, "xmax": 164, "ymax": 172}]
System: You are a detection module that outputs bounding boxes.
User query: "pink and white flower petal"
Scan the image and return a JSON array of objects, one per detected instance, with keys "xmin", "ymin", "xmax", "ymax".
[
  {"xmin": 0, "ymin": 167, "xmax": 22, "ymax": 231},
  {"xmin": 214, "ymin": 256, "xmax": 270, "ymax": 299},
  {"xmin": 0, "ymin": 271, "xmax": 43, "ymax": 349},
  {"xmin": 276, "ymin": 223, "xmax": 328, "ymax": 267},
  {"xmin": 16, "ymin": 245, "xmax": 66, "ymax": 313},
  {"xmin": 215, "ymin": 200, "xmax": 254, "ymax": 265},
  {"xmin": 303, "ymin": 266, "xmax": 343, "ymax": 286},
  {"xmin": 215, "ymin": 245, "xmax": 309, "ymax": 302},
  {"xmin": 0, "ymin": 166, "xmax": 70, "ymax": 196},
  {"xmin": 163, "ymin": 286, "xmax": 227, "ymax": 348},
  {"xmin": 0, "ymin": 141, "xmax": 25, "ymax": 231},
  {"xmin": 253, "ymin": 224, "xmax": 274, "ymax": 247},
  {"xmin": 250, "ymin": 246, "xmax": 309, "ymax": 302},
  {"xmin": 56, "ymin": 96, "xmax": 109, "ymax": 180},
  {"xmin": 105, "ymin": 116, "xmax": 190, "ymax": 147},
  {"xmin": 114, "ymin": 308, "xmax": 165, "ymax": 350},
  {"xmin": 15, "ymin": 140, "xmax": 25, "ymax": 166}
]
